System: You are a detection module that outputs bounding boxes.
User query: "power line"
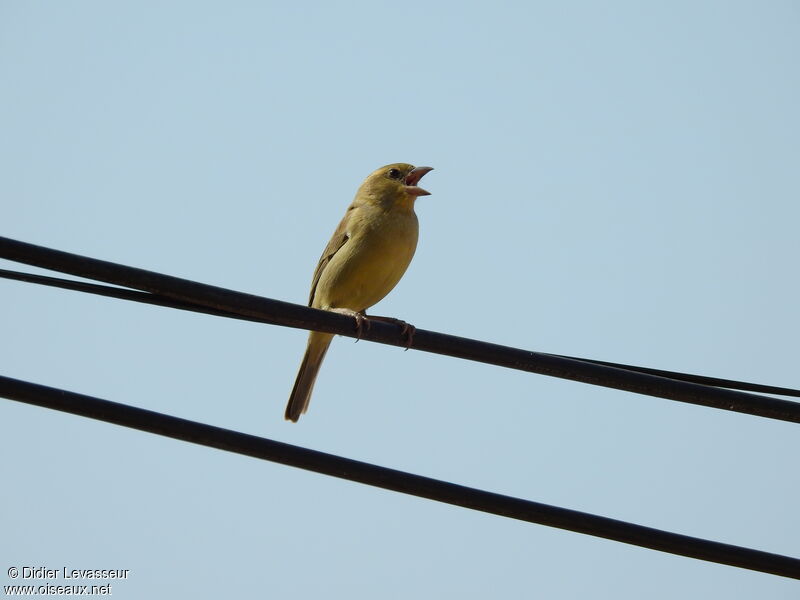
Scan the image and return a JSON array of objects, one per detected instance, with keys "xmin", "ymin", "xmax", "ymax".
[
  {"xmin": 2, "ymin": 236, "xmax": 799, "ymax": 423},
  {"xmin": 546, "ymin": 353, "xmax": 800, "ymax": 397},
  {"xmin": 2, "ymin": 374, "xmax": 798, "ymax": 580},
  {"xmin": 4, "ymin": 266, "xmax": 800, "ymax": 400},
  {"xmin": 0, "ymin": 268, "xmax": 275, "ymax": 323}
]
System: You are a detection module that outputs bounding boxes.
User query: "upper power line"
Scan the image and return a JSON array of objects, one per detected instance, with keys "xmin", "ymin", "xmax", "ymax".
[{"xmin": 1, "ymin": 236, "xmax": 799, "ymax": 423}]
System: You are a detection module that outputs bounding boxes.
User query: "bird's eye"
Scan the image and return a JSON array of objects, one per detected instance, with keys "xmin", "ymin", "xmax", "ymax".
[{"xmin": 387, "ymin": 168, "xmax": 402, "ymax": 180}]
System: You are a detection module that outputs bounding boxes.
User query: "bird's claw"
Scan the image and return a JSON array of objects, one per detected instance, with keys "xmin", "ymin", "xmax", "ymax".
[
  {"xmin": 330, "ymin": 308, "xmax": 370, "ymax": 341},
  {"xmin": 369, "ymin": 315, "xmax": 416, "ymax": 350},
  {"xmin": 353, "ymin": 312, "xmax": 370, "ymax": 341},
  {"xmin": 395, "ymin": 320, "xmax": 416, "ymax": 350}
]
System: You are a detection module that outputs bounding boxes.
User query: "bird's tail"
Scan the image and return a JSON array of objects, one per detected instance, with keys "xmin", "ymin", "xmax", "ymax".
[{"xmin": 285, "ymin": 331, "xmax": 334, "ymax": 422}]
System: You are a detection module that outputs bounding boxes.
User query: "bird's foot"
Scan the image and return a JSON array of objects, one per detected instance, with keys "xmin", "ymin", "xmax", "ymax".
[
  {"xmin": 368, "ymin": 315, "xmax": 416, "ymax": 350},
  {"xmin": 330, "ymin": 308, "xmax": 370, "ymax": 340}
]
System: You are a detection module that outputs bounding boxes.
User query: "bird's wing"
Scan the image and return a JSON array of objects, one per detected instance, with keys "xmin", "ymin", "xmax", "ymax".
[{"xmin": 308, "ymin": 211, "xmax": 352, "ymax": 306}]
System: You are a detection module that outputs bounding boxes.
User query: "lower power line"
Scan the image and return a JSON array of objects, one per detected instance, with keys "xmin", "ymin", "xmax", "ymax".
[{"xmin": 1, "ymin": 374, "xmax": 797, "ymax": 580}]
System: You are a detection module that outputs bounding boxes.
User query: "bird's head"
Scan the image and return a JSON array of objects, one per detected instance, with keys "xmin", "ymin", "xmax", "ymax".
[{"xmin": 357, "ymin": 163, "xmax": 433, "ymax": 209}]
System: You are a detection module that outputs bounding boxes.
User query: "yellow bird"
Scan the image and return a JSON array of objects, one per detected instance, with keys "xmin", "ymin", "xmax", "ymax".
[{"xmin": 285, "ymin": 163, "xmax": 433, "ymax": 422}]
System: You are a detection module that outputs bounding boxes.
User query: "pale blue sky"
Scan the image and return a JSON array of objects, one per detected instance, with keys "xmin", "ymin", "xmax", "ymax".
[{"xmin": 2, "ymin": 2, "xmax": 799, "ymax": 598}]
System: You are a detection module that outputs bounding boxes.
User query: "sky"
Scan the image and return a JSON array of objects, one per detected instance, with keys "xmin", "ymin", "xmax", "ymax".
[{"xmin": 2, "ymin": 1, "xmax": 799, "ymax": 598}]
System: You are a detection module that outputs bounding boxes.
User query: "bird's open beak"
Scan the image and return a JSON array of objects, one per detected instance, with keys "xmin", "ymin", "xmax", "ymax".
[{"xmin": 404, "ymin": 166, "xmax": 433, "ymax": 196}]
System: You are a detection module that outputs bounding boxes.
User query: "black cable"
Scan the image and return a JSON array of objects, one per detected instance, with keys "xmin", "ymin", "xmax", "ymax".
[
  {"xmin": 2, "ymin": 236, "xmax": 799, "ymax": 424},
  {"xmin": 546, "ymin": 353, "xmax": 800, "ymax": 398},
  {"xmin": 4, "ymin": 267, "xmax": 799, "ymax": 399},
  {"xmin": 0, "ymin": 268, "xmax": 269, "ymax": 323},
  {"xmin": 1, "ymin": 374, "xmax": 798, "ymax": 580}
]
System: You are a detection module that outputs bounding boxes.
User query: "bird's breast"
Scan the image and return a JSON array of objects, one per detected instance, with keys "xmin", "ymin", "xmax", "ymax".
[{"xmin": 314, "ymin": 207, "xmax": 419, "ymax": 312}]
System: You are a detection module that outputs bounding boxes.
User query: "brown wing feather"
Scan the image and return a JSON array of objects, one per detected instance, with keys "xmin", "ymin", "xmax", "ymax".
[{"xmin": 308, "ymin": 210, "xmax": 352, "ymax": 306}]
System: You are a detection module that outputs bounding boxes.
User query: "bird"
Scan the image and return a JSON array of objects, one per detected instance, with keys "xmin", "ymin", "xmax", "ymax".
[{"xmin": 284, "ymin": 163, "xmax": 433, "ymax": 422}]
